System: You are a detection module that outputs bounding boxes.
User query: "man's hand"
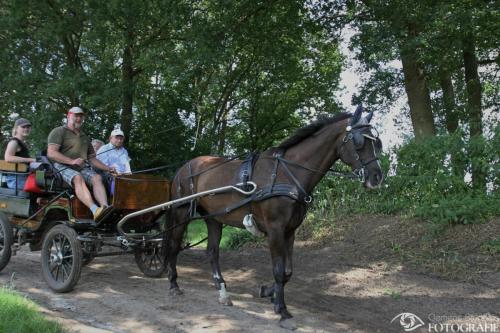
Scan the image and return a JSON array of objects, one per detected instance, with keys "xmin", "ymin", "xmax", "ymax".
[
  {"xmin": 71, "ymin": 158, "xmax": 86, "ymax": 167},
  {"xmin": 108, "ymin": 166, "xmax": 118, "ymax": 175}
]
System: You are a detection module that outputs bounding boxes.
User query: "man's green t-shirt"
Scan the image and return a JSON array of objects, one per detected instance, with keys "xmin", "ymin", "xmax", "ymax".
[{"xmin": 47, "ymin": 126, "xmax": 94, "ymax": 161}]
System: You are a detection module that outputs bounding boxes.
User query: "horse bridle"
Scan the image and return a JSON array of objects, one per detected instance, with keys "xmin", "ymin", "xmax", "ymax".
[{"xmin": 340, "ymin": 124, "xmax": 381, "ymax": 182}]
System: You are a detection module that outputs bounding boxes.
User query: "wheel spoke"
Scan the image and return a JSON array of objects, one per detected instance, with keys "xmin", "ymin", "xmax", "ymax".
[
  {"xmin": 61, "ymin": 237, "xmax": 69, "ymax": 256},
  {"xmin": 55, "ymin": 265, "xmax": 60, "ymax": 282},
  {"xmin": 61, "ymin": 263, "xmax": 68, "ymax": 281},
  {"xmin": 52, "ymin": 239, "xmax": 59, "ymax": 253},
  {"xmin": 153, "ymin": 255, "xmax": 160, "ymax": 270}
]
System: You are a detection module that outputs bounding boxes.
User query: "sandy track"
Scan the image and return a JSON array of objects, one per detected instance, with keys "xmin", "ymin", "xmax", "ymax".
[{"xmin": 1, "ymin": 239, "xmax": 499, "ymax": 333}]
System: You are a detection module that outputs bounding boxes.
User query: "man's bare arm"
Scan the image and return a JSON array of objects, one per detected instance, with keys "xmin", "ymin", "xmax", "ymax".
[
  {"xmin": 89, "ymin": 157, "xmax": 114, "ymax": 172},
  {"xmin": 47, "ymin": 144, "xmax": 85, "ymax": 167}
]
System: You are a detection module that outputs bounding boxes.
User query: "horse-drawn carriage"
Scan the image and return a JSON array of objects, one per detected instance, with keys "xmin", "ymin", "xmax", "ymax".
[
  {"xmin": 0, "ymin": 160, "xmax": 172, "ymax": 292},
  {"xmin": 0, "ymin": 158, "xmax": 257, "ymax": 293},
  {"xmin": 0, "ymin": 106, "xmax": 383, "ymax": 326}
]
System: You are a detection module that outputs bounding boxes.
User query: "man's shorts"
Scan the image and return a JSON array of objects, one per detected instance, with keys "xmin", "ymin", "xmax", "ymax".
[{"xmin": 53, "ymin": 162, "xmax": 98, "ymax": 187}]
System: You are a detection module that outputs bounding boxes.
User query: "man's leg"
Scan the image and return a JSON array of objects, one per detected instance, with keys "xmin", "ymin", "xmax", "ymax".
[
  {"xmin": 54, "ymin": 163, "xmax": 97, "ymax": 210},
  {"xmin": 80, "ymin": 167, "xmax": 109, "ymax": 207},
  {"xmin": 72, "ymin": 175, "xmax": 96, "ymax": 209},
  {"xmin": 90, "ymin": 173, "xmax": 108, "ymax": 207}
]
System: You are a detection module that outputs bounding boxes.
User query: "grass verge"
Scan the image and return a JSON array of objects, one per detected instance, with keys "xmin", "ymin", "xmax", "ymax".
[
  {"xmin": 185, "ymin": 220, "xmax": 260, "ymax": 250},
  {"xmin": 0, "ymin": 286, "xmax": 66, "ymax": 333}
]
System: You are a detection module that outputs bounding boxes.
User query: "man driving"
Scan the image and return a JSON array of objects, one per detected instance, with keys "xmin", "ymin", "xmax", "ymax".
[{"xmin": 47, "ymin": 106, "xmax": 115, "ymax": 220}]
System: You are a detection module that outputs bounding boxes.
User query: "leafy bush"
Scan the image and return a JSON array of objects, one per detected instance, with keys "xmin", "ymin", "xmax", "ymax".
[
  {"xmin": 223, "ymin": 228, "xmax": 259, "ymax": 250},
  {"xmin": 415, "ymin": 193, "xmax": 499, "ymax": 226},
  {"xmin": 309, "ymin": 129, "xmax": 499, "ymax": 227},
  {"xmin": 185, "ymin": 220, "xmax": 258, "ymax": 250}
]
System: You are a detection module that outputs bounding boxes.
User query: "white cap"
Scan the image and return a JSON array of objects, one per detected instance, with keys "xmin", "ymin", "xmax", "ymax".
[
  {"xmin": 68, "ymin": 106, "xmax": 84, "ymax": 114},
  {"xmin": 111, "ymin": 129, "xmax": 124, "ymax": 136}
]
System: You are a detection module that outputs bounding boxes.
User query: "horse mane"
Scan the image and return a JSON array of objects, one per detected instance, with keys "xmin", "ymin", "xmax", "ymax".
[{"xmin": 278, "ymin": 112, "xmax": 351, "ymax": 150}]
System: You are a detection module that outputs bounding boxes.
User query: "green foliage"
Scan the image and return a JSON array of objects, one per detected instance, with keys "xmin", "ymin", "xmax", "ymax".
[
  {"xmin": 481, "ymin": 239, "xmax": 500, "ymax": 255},
  {"xmin": 0, "ymin": 286, "xmax": 66, "ymax": 333},
  {"xmin": 310, "ymin": 130, "xmax": 499, "ymax": 227},
  {"xmin": 185, "ymin": 220, "xmax": 258, "ymax": 250},
  {"xmin": 415, "ymin": 194, "xmax": 498, "ymax": 227},
  {"xmin": 222, "ymin": 228, "xmax": 258, "ymax": 250},
  {"xmin": 0, "ymin": 0, "xmax": 342, "ymax": 166}
]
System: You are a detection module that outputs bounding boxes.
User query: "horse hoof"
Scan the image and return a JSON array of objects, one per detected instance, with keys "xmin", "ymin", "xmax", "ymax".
[
  {"xmin": 279, "ymin": 318, "xmax": 297, "ymax": 331},
  {"xmin": 169, "ymin": 288, "xmax": 183, "ymax": 296},
  {"xmin": 259, "ymin": 285, "xmax": 267, "ymax": 298},
  {"xmin": 218, "ymin": 296, "xmax": 233, "ymax": 306}
]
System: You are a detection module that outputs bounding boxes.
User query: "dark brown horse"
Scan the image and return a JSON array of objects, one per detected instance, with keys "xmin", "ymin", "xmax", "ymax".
[{"xmin": 164, "ymin": 106, "xmax": 383, "ymax": 326}]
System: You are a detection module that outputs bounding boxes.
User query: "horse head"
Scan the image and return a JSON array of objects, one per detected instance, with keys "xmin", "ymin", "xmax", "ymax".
[{"xmin": 338, "ymin": 105, "xmax": 384, "ymax": 189}]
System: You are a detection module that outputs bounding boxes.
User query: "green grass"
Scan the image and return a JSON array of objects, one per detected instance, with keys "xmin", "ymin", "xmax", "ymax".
[
  {"xmin": 0, "ymin": 287, "xmax": 66, "ymax": 333},
  {"xmin": 185, "ymin": 220, "xmax": 259, "ymax": 250},
  {"xmin": 481, "ymin": 238, "xmax": 500, "ymax": 255}
]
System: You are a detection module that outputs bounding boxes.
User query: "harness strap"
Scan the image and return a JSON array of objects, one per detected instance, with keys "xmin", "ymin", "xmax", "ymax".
[
  {"xmin": 278, "ymin": 157, "xmax": 311, "ymax": 201},
  {"xmin": 270, "ymin": 155, "xmax": 280, "ymax": 192},
  {"xmin": 192, "ymin": 184, "xmax": 303, "ymax": 220},
  {"xmin": 187, "ymin": 162, "xmax": 197, "ymax": 219},
  {"xmin": 362, "ymin": 157, "xmax": 379, "ymax": 167}
]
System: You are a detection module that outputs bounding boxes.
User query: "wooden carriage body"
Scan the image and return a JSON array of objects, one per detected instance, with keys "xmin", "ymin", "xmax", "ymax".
[{"xmin": 0, "ymin": 160, "xmax": 171, "ymax": 292}]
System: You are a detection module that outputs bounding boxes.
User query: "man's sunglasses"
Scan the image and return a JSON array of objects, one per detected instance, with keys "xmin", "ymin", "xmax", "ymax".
[{"xmin": 21, "ymin": 125, "xmax": 32, "ymax": 128}]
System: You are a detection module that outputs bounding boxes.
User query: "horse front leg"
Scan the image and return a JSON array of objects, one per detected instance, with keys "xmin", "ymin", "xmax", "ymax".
[
  {"xmin": 267, "ymin": 229, "xmax": 293, "ymax": 322},
  {"xmin": 206, "ymin": 219, "xmax": 232, "ymax": 306},
  {"xmin": 260, "ymin": 231, "xmax": 294, "ymax": 302}
]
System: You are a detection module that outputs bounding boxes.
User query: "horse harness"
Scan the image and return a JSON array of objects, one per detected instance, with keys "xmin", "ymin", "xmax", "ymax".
[
  {"xmin": 182, "ymin": 150, "xmax": 314, "ymax": 221},
  {"xmin": 182, "ymin": 123, "xmax": 381, "ymax": 220},
  {"xmin": 337, "ymin": 123, "xmax": 381, "ymax": 182}
]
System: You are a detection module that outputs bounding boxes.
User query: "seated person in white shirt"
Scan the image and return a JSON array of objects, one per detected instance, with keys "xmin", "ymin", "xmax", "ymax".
[
  {"xmin": 97, "ymin": 126, "xmax": 131, "ymax": 194},
  {"xmin": 97, "ymin": 126, "xmax": 131, "ymax": 175}
]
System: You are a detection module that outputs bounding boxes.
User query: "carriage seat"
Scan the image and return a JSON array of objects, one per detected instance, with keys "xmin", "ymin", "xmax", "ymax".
[
  {"xmin": 0, "ymin": 160, "xmax": 30, "ymax": 198},
  {"xmin": 0, "ymin": 160, "xmax": 29, "ymax": 173},
  {"xmin": 33, "ymin": 155, "xmax": 72, "ymax": 192}
]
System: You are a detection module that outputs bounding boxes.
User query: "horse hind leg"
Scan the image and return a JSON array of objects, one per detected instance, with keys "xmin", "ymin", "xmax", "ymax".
[
  {"xmin": 259, "ymin": 283, "xmax": 276, "ymax": 301},
  {"xmin": 165, "ymin": 205, "xmax": 189, "ymax": 296},
  {"xmin": 206, "ymin": 218, "xmax": 233, "ymax": 306}
]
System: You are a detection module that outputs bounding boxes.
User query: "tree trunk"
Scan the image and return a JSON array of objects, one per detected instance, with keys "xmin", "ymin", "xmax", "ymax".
[
  {"xmin": 121, "ymin": 28, "xmax": 134, "ymax": 145},
  {"xmin": 217, "ymin": 116, "xmax": 227, "ymax": 155},
  {"xmin": 400, "ymin": 51, "xmax": 436, "ymax": 141},
  {"xmin": 439, "ymin": 70, "xmax": 466, "ymax": 179},
  {"xmin": 439, "ymin": 70, "xmax": 458, "ymax": 134},
  {"xmin": 399, "ymin": 24, "xmax": 436, "ymax": 141},
  {"xmin": 463, "ymin": 37, "xmax": 485, "ymax": 191}
]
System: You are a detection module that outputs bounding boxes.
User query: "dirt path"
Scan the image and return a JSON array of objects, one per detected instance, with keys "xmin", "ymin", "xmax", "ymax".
[{"xmin": 1, "ymin": 218, "xmax": 499, "ymax": 333}]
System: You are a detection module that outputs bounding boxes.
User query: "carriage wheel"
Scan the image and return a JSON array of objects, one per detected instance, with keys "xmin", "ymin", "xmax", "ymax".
[
  {"xmin": 41, "ymin": 224, "xmax": 82, "ymax": 292},
  {"xmin": 0, "ymin": 214, "xmax": 13, "ymax": 272},
  {"xmin": 134, "ymin": 242, "xmax": 166, "ymax": 278}
]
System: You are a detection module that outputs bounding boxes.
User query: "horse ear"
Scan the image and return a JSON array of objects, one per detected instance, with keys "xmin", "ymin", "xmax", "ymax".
[
  {"xmin": 352, "ymin": 105, "xmax": 363, "ymax": 124},
  {"xmin": 366, "ymin": 111, "xmax": 374, "ymax": 123}
]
